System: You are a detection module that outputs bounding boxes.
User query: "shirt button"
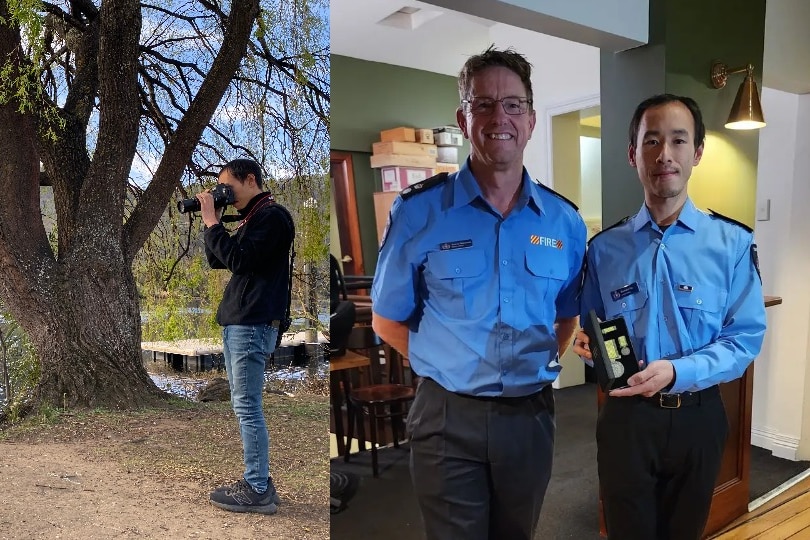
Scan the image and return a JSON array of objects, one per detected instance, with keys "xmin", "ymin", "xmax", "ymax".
[
  {"xmin": 502, "ymin": 260, "xmax": 508, "ymax": 266},
  {"xmin": 696, "ymin": 299, "xmax": 703, "ymax": 305},
  {"xmin": 664, "ymin": 316, "xmax": 668, "ymax": 322},
  {"xmin": 621, "ymin": 302, "xmax": 627, "ymax": 308},
  {"xmin": 455, "ymin": 268, "xmax": 461, "ymax": 274},
  {"xmin": 504, "ymin": 298, "xmax": 510, "ymax": 303},
  {"xmin": 502, "ymin": 333, "xmax": 509, "ymax": 341}
]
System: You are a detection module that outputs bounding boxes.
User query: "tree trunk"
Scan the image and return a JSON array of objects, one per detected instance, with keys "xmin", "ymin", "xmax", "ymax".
[
  {"xmin": 0, "ymin": 0, "xmax": 261, "ymax": 415},
  {"xmin": 29, "ymin": 260, "xmax": 164, "ymax": 409}
]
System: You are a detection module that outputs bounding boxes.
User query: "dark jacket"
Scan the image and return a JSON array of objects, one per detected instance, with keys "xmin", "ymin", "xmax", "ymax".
[{"xmin": 204, "ymin": 192, "xmax": 293, "ymax": 326}]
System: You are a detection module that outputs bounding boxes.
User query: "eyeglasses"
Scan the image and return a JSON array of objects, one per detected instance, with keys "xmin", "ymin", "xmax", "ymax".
[{"xmin": 462, "ymin": 97, "xmax": 532, "ymax": 116}]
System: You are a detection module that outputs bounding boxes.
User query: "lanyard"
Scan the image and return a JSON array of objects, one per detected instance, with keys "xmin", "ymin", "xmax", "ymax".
[{"xmin": 236, "ymin": 193, "xmax": 276, "ymax": 230}]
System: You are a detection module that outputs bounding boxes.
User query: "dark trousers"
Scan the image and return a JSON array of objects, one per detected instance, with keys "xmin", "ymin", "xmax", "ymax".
[
  {"xmin": 406, "ymin": 378, "xmax": 555, "ymax": 540},
  {"xmin": 597, "ymin": 387, "xmax": 728, "ymax": 540}
]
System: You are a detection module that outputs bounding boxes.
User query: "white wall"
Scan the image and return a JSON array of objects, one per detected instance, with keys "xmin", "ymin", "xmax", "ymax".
[{"xmin": 752, "ymin": 87, "xmax": 810, "ymax": 459}]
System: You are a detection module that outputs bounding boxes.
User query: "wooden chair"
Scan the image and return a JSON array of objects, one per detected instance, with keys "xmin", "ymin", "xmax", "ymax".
[{"xmin": 344, "ymin": 326, "xmax": 415, "ymax": 477}]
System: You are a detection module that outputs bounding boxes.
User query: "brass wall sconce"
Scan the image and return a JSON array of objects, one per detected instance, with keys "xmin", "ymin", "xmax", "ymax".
[{"xmin": 710, "ymin": 62, "xmax": 766, "ymax": 130}]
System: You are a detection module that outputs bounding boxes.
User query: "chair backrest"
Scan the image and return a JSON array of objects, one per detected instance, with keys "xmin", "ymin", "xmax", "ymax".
[
  {"xmin": 382, "ymin": 343, "xmax": 410, "ymax": 386},
  {"xmin": 330, "ymin": 254, "xmax": 348, "ymax": 312},
  {"xmin": 346, "ymin": 325, "xmax": 414, "ymax": 386},
  {"xmin": 344, "ymin": 325, "xmax": 413, "ymax": 386},
  {"xmin": 346, "ymin": 325, "xmax": 386, "ymax": 384}
]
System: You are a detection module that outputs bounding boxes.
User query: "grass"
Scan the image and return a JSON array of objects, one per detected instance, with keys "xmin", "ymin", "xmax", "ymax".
[{"xmin": 0, "ymin": 388, "xmax": 330, "ymax": 506}]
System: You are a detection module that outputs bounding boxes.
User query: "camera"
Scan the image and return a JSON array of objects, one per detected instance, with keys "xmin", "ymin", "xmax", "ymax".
[{"xmin": 177, "ymin": 184, "xmax": 235, "ymax": 214}]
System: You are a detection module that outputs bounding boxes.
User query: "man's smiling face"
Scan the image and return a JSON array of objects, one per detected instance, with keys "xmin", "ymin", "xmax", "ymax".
[
  {"xmin": 457, "ymin": 65, "xmax": 536, "ymax": 174},
  {"xmin": 629, "ymin": 100, "xmax": 704, "ymax": 205}
]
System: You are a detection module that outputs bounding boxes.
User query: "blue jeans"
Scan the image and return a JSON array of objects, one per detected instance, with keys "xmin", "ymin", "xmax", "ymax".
[{"xmin": 222, "ymin": 324, "xmax": 278, "ymax": 494}]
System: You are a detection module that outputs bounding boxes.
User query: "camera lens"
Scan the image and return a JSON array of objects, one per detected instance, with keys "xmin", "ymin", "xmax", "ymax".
[{"xmin": 177, "ymin": 198, "xmax": 201, "ymax": 213}]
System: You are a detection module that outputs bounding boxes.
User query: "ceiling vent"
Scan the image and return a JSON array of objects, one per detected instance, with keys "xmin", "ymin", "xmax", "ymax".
[{"xmin": 378, "ymin": 6, "xmax": 442, "ymax": 30}]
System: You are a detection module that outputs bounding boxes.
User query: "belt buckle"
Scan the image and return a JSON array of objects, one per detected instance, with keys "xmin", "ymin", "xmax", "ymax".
[{"xmin": 659, "ymin": 393, "xmax": 681, "ymax": 409}]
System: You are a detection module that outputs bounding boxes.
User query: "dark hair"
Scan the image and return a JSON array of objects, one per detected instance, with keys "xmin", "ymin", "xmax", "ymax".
[
  {"xmin": 628, "ymin": 94, "xmax": 705, "ymax": 148},
  {"xmin": 458, "ymin": 45, "xmax": 534, "ymax": 106},
  {"xmin": 220, "ymin": 158, "xmax": 263, "ymax": 189}
]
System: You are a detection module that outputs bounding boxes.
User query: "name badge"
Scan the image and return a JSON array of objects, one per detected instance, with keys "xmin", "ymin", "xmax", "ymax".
[
  {"xmin": 610, "ymin": 282, "xmax": 639, "ymax": 301},
  {"xmin": 440, "ymin": 239, "xmax": 473, "ymax": 251}
]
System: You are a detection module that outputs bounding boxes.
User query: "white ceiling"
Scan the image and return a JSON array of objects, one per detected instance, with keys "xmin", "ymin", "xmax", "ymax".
[{"xmin": 331, "ymin": 0, "xmax": 810, "ymax": 95}]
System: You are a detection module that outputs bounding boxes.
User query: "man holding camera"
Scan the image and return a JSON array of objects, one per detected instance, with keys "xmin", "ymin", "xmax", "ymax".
[{"xmin": 197, "ymin": 158, "xmax": 294, "ymax": 515}]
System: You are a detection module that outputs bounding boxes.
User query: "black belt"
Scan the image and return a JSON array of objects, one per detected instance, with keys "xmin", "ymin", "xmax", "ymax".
[
  {"xmin": 459, "ymin": 386, "xmax": 549, "ymax": 404},
  {"xmin": 639, "ymin": 385, "xmax": 720, "ymax": 409},
  {"xmin": 423, "ymin": 378, "xmax": 550, "ymax": 405}
]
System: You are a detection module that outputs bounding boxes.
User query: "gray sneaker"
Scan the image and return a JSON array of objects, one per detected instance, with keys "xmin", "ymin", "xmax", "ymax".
[
  {"xmin": 213, "ymin": 477, "xmax": 282, "ymax": 504},
  {"xmin": 209, "ymin": 478, "xmax": 280, "ymax": 514}
]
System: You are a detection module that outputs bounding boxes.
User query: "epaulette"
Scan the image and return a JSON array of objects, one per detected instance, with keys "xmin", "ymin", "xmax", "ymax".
[
  {"xmin": 536, "ymin": 181, "xmax": 578, "ymax": 211},
  {"xmin": 587, "ymin": 215, "xmax": 631, "ymax": 245},
  {"xmin": 400, "ymin": 172, "xmax": 449, "ymax": 200},
  {"xmin": 708, "ymin": 209, "xmax": 753, "ymax": 233}
]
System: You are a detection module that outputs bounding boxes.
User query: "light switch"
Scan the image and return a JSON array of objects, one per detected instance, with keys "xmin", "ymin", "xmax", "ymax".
[{"xmin": 756, "ymin": 199, "xmax": 771, "ymax": 221}]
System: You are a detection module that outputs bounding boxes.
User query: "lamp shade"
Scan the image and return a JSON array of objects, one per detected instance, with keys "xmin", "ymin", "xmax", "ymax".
[{"xmin": 725, "ymin": 73, "xmax": 766, "ymax": 130}]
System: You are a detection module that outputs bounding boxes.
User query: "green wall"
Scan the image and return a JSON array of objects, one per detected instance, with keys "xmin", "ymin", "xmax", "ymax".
[
  {"xmin": 331, "ymin": 55, "xmax": 468, "ymax": 272},
  {"xmin": 600, "ymin": 0, "xmax": 765, "ymax": 228}
]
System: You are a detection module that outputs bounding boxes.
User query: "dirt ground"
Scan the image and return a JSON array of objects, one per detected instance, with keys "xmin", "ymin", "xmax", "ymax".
[{"xmin": 0, "ymin": 393, "xmax": 329, "ymax": 540}]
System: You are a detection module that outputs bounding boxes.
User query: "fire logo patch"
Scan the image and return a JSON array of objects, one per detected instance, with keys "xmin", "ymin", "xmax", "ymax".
[{"xmin": 530, "ymin": 235, "xmax": 563, "ymax": 249}]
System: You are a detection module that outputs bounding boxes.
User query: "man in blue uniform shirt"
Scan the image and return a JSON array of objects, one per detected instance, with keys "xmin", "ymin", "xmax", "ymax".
[
  {"xmin": 574, "ymin": 94, "xmax": 767, "ymax": 540},
  {"xmin": 372, "ymin": 46, "xmax": 587, "ymax": 540}
]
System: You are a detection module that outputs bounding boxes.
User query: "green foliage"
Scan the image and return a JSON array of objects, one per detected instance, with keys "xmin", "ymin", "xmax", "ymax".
[
  {"xmin": 37, "ymin": 401, "xmax": 62, "ymax": 423},
  {"xmin": 1, "ymin": 0, "xmax": 45, "ymax": 54},
  {"xmin": 0, "ymin": 308, "xmax": 39, "ymax": 404},
  {"xmin": 294, "ymin": 172, "xmax": 330, "ymax": 264},
  {"xmin": 0, "ymin": 0, "xmax": 64, "ymax": 141},
  {"xmin": 134, "ymin": 200, "xmax": 229, "ymax": 341}
]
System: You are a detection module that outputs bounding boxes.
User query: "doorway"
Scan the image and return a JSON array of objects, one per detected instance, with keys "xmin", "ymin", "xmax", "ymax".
[
  {"xmin": 330, "ymin": 151, "xmax": 365, "ymax": 277},
  {"xmin": 547, "ymin": 96, "xmax": 601, "ymax": 389}
]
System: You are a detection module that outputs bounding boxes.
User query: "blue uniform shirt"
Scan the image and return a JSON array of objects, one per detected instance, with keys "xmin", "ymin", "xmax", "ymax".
[
  {"xmin": 372, "ymin": 160, "xmax": 587, "ymax": 397},
  {"xmin": 581, "ymin": 198, "xmax": 766, "ymax": 393}
]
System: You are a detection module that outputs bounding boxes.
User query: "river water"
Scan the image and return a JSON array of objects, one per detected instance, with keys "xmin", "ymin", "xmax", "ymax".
[{"xmin": 0, "ymin": 361, "xmax": 327, "ymax": 409}]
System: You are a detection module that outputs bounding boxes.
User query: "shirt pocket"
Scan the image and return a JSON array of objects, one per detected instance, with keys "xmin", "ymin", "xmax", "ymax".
[
  {"xmin": 425, "ymin": 248, "xmax": 487, "ymax": 319},
  {"xmin": 674, "ymin": 283, "xmax": 727, "ymax": 341},
  {"xmin": 602, "ymin": 281, "xmax": 649, "ymax": 339},
  {"xmin": 524, "ymin": 249, "xmax": 569, "ymax": 321}
]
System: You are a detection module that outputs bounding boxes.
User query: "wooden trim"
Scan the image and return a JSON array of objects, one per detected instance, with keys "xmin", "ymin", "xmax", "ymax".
[
  {"xmin": 330, "ymin": 151, "xmax": 365, "ymax": 276},
  {"xmin": 705, "ymin": 365, "xmax": 754, "ymax": 536},
  {"xmin": 764, "ymin": 296, "xmax": 782, "ymax": 307}
]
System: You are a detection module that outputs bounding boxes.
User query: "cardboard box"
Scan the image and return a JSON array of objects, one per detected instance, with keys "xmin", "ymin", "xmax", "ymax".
[
  {"xmin": 380, "ymin": 126, "xmax": 416, "ymax": 143},
  {"xmin": 415, "ymin": 129, "xmax": 434, "ymax": 144},
  {"xmin": 370, "ymin": 153, "xmax": 437, "ymax": 169},
  {"xmin": 433, "ymin": 126, "xmax": 463, "ymax": 147},
  {"xmin": 437, "ymin": 146, "xmax": 459, "ymax": 163},
  {"xmin": 372, "ymin": 141, "xmax": 438, "ymax": 158},
  {"xmin": 435, "ymin": 162, "xmax": 460, "ymax": 174},
  {"xmin": 379, "ymin": 166, "xmax": 434, "ymax": 192},
  {"xmin": 373, "ymin": 191, "xmax": 399, "ymax": 246}
]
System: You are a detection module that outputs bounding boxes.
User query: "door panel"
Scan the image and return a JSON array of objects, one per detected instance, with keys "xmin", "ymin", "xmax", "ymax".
[{"xmin": 330, "ymin": 151, "xmax": 364, "ymax": 277}]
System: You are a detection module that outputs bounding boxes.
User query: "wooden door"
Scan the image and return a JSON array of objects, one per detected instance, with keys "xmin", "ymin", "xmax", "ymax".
[
  {"xmin": 703, "ymin": 364, "xmax": 754, "ymax": 537},
  {"xmin": 330, "ymin": 151, "xmax": 365, "ymax": 277},
  {"xmin": 597, "ymin": 365, "xmax": 754, "ymax": 538}
]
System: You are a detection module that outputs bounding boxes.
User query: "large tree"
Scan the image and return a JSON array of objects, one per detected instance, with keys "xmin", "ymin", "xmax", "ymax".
[{"xmin": 0, "ymin": 0, "xmax": 329, "ymax": 412}]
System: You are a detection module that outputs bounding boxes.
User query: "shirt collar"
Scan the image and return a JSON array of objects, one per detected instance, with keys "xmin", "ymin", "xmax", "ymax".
[
  {"xmin": 631, "ymin": 197, "xmax": 700, "ymax": 233},
  {"xmin": 452, "ymin": 158, "xmax": 542, "ymax": 215},
  {"xmin": 238, "ymin": 192, "xmax": 271, "ymax": 217}
]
